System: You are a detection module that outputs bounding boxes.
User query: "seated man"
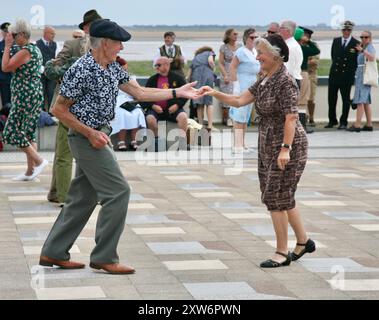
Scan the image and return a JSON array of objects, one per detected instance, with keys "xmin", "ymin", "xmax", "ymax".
[{"xmin": 142, "ymin": 57, "xmax": 189, "ymax": 150}]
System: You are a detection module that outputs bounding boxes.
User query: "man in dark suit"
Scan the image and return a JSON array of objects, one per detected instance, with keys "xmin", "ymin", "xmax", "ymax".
[
  {"xmin": 143, "ymin": 56, "xmax": 189, "ymax": 150},
  {"xmin": 36, "ymin": 26, "xmax": 58, "ymax": 111},
  {"xmin": 0, "ymin": 22, "xmax": 12, "ymax": 113},
  {"xmin": 326, "ymin": 20, "xmax": 359, "ymax": 129}
]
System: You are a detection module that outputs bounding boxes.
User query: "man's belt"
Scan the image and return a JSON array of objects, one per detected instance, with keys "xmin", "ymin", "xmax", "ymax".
[
  {"xmin": 96, "ymin": 124, "xmax": 112, "ymax": 136},
  {"xmin": 68, "ymin": 124, "xmax": 113, "ymax": 137}
]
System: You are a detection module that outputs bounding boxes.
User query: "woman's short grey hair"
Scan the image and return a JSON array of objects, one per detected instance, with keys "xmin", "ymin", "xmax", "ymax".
[
  {"xmin": 9, "ymin": 19, "xmax": 31, "ymax": 39},
  {"xmin": 280, "ymin": 20, "xmax": 296, "ymax": 36},
  {"xmin": 254, "ymin": 37, "xmax": 283, "ymax": 61},
  {"xmin": 90, "ymin": 36, "xmax": 104, "ymax": 49}
]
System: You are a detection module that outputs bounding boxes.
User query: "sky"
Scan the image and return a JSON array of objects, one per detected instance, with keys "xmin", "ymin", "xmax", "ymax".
[{"xmin": 0, "ymin": 0, "xmax": 378, "ymax": 27}]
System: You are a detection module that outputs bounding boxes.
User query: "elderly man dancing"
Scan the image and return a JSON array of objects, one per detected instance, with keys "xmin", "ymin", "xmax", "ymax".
[{"xmin": 39, "ymin": 19, "xmax": 200, "ymax": 274}]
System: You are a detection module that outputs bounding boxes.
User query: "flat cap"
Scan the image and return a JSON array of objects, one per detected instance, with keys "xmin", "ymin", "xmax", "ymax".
[
  {"xmin": 341, "ymin": 20, "xmax": 355, "ymax": 30},
  {"xmin": 90, "ymin": 19, "xmax": 131, "ymax": 42}
]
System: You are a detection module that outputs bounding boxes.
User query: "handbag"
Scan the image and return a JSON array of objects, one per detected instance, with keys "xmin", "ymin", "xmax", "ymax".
[
  {"xmin": 363, "ymin": 58, "xmax": 379, "ymax": 87},
  {"xmin": 119, "ymin": 101, "xmax": 139, "ymax": 112}
]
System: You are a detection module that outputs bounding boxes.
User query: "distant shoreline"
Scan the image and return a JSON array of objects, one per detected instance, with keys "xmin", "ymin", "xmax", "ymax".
[{"xmin": 31, "ymin": 28, "xmax": 379, "ymax": 43}]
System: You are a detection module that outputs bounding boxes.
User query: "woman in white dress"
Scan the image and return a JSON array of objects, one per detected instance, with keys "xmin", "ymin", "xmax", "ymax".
[
  {"xmin": 110, "ymin": 90, "xmax": 146, "ymax": 151},
  {"xmin": 229, "ymin": 28, "xmax": 260, "ymax": 152}
]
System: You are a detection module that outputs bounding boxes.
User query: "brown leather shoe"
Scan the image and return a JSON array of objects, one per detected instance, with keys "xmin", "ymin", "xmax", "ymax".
[
  {"xmin": 90, "ymin": 262, "xmax": 135, "ymax": 274},
  {"xmin": 39, "ymin": 256, "xmax": 85, "ymax": 269}
]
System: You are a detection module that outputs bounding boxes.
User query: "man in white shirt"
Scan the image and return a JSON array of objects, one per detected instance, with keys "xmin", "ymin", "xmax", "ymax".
[
  {"xmin": 280, "ymin": 20, "xmax": 303, "ymax": 88},
  {"xmin": 154, "ymin": 31, "xmax": 186, "ymax": 77}
]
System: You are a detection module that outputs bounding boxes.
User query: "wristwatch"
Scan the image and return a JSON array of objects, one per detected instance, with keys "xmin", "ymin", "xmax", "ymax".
[
  {"xmin": 281, "ymin": 143, "xmax": 292, "ymax": 151},
  {"xmin": 172, "ymin": 89, "xmax": 177, "ymax": 99}
]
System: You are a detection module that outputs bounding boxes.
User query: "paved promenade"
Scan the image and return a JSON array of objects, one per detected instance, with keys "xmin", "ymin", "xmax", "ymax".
[{"xmin": 0, "ymin": 128, "xmax": 379, "ymax": 300}]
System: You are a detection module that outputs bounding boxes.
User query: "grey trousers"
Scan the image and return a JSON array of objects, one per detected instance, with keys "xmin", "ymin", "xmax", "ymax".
[{"xmin": 41, "ymin": 131, "xmax": 130, "ymax": 264}]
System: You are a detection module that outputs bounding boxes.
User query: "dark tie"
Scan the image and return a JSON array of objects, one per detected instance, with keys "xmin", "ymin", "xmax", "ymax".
[
  {"xmin": 343, "ymin": 39, "xmax": 347, "ymax": 48},
  {"xmin": 168, "ymin": 47, "xmax": 173, "ymax": 57}
]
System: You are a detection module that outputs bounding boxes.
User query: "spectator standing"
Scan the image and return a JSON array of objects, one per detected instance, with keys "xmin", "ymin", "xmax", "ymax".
[
  {"xmin": 326, "ymin": 20, "xmax": 359, "ymax": 130},
  {"xmin": 296, "ymin": 27, "xmax": 320, "ymax": 134},
  {"xmin": 155, "ymin": 31, "xmax": 186, "ymax": 77},
  {"xmin": 300, "ymin": 27, "xmax": 320, "ymax": 127},
  {"xmin": 188, "ymin": 46, "xmax": 216, "ymax": 130},
  {"xmin": 0, "ymin": 22, "xmax": 12, "ymax": 112},
  {"xmin": 2, "ymin": 19, "xmax": 48, "ymax": 181},
  {"xmin": 229, "ymin": 28, "xmax": 260, "ymax": 151},
  {"xmin": 266, "ymin": 22, "xmax": 280, "ymax": 35},
  {"xmin": 36, "ymin": 26, "xmax": 58, "ymax": 111},
  {"xmin": 348, "ymin": 31, "xmax": 376, "ymax": 132},
  {"xmin": 279, "ymin": 21, "xmax": 303, "ymax": 87},
  {"xmin": 219, "ymin": 28, "xmax": 242, "ymax": 126}
]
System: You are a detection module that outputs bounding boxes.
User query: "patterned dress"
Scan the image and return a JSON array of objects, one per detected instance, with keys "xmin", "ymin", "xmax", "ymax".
[
  {"xmin": 248, "ymin": 65, "xmax": 308, "ymax": 212},
  {"xmin": 2, "ymin": 44, "xmax": 43, "ymax": 147},
  {"xmin": 219, "ymin": 43, "xmax": 242, "ymax": 109},
  {"xmin": 352, "ymin": 43, "xmax": 376, "ymax": 104}
]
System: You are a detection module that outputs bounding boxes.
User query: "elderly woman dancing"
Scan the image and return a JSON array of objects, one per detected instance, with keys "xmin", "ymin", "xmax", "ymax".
[
  {"xmin": 1, "ymin": 19, "xmax": 48, "ymax": 181},
  {"xmin": 200, "ymin": 34, "xmax": 315, "ymax": 268}
]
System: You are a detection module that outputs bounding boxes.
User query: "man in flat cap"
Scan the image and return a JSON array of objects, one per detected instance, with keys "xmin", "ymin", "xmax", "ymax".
[
  {"xmin": 326, "ymin": 20, "xmax": 359, "ymax": 129},
  {"xmin": 47, "ymin": 9, "xmax": 102, "ymax": 208},
  {"xmin": 40, "ymin": 19, "xmax": 201, "ymax": 274},
  {"xmin": 0, "ymin": 22, "xmax": 12, "ymax": 112}
]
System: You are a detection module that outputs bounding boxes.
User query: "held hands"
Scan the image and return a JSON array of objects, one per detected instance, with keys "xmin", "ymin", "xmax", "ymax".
[
  {"xmin": 277, "ymin": 149, "xmax": 290, "ymax": 171},
  {"xmin": 177, "ymin": 81, "xmax": 202, "ymax": 100},
  {"xmin": 198, "ymin": 86, "xmax": 216, "ymax": 97},
  {"xmin": 176, "ymin": 83, "xmax": 216, "ymax": 100},
  {"xmin": 88, "ymin": 130, "xmax": 111, "ymax": 150}
]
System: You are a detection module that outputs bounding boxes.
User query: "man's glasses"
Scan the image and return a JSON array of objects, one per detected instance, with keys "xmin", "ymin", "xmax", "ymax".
[
  {"xmin": 267, "ymin": 30, "xmax": 276, "ymax": 34},
  {"xmin": 154, "ymin": 64, "xmax": 162, "ymax": 68},
  {"xmin": 360, "ymin": 36, "xmax": 370, "ymax": 39}
]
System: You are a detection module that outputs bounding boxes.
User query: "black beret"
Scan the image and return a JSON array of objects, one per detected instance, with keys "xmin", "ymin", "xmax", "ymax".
[
  {"xmin": 90, "ymin": 19, "xmax": 131, "ymax": 42},
  {"xmin": 299, "ymin": 26, "xmax": 314, "ymax": 36},
  {"xmin": 1, "ymin": 22, "xmax": 10, "ymax": 32},
  {"xmin": 265, "ymin": 34, "xmax": 289, "ymax": 63}
]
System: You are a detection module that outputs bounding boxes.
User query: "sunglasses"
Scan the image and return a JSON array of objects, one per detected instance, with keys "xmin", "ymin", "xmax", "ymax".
[
  {"xmin": 249, "ymin": 36, "xmax": 258, "ymax": 40},
  {"xmin": 267, "ymin": 30, "xmax": 276, "ymax": 34},
  {"xmin": 360, "ymin": 36, "xmax": 370, "ymax": 39},
  {"xmin": 154, "ymin": 64, "xmax": 162, "ymax": 68}
]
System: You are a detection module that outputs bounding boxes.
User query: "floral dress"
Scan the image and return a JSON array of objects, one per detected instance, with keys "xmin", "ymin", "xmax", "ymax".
[
  {"xmin": 2, "ymin": 43, "xmax": 43, "ymax": 147},
  {"xmin": 219, "ymin": 43, "xmax": 241, "ymax": 109},
  {"xmin": 248, "ymin": 65, "xmax": 308, "ymax": 212}
]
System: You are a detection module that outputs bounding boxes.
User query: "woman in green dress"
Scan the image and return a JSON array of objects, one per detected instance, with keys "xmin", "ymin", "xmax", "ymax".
[{"xmin": 2, "ymin": 19, "xmax": 48, "ymax": 181}]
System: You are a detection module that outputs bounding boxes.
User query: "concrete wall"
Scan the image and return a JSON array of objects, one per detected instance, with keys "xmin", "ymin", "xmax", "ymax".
[{"xmin": 137, "ymin": 76, "xmax": 379, "ymax": 123}]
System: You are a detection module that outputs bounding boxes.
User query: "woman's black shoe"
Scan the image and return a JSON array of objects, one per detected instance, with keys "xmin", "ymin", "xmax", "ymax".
[
  {"xmin": 291, "ymin": 239, "xmax": 316, "ymax": 261},
  {"xmin": 260, "ymin": 251, "xmax": 292, "ymax": 268},
  {"xmin": 347, "ymin": 126, "xmax": 361, "ymax": 132},
  {"xmin": 362, "ymin": 125, "xmax": 373, "ymax": 132}
]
